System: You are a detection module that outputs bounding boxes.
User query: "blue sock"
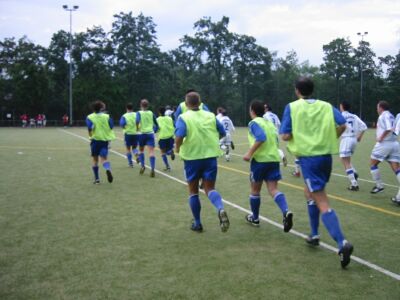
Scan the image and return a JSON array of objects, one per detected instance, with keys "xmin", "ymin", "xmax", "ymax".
[
  {"xmin": 307, "ymin": 200, "xmax": 320, "ymax": 236},
  {"xmin": 127, "ymin": 153, "xmax": 133, "ymax": 165},
  {"xmin": 162, "ymin": 154, "xmax": 169, "ymax": 168},
  {"xmin": 92, "ymin": 166, "xmax": 99, "ymax": 180},
  {"xmin": 274, "ymin": 192, "xmax": 288, "ymax": 215},
  {"xmin": 249, "ymin": 195, "xmax": 261, "ymax": 220},
  {"xmin": 102, "ymin": 161, "xmax": 111, "ymax": 171},
  {"xmin": 321, "ymin": 209, "xmax": 345, "ymax": 249},
  {"xmin": 166, "ymin": 150, "xmax": 172, "ymax": 155},
  {"xmin": 132, "ymin": 148, "xmax": 138, "ymax": 156},
  {"xmin": 139, "ymin": 153, "xmax": 145, "ymax": 167},
  {"xmin": 150, "ymin": 156, "xmax": 155, "ymax": 170},
  {"xmin": 189, "ymin": 194, "xmax": 201, "ymax": 226},
  {"xmin": 208, "ymin": 190, "xmax": 224, "ymax": 211}
]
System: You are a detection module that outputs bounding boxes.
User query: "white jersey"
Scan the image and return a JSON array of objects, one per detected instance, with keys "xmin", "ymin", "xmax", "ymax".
[
  {"xmin": 216, "ymin": 113, "xmax": 223, "ymax": 122},
  {"xmin": 394, "ymin": 113, "xmax": 400, "ymax": 136},
  {"xmin": 263, "ymin": 111, "xmax": 281, "ymax": 131},
  {"xmin": 341, "ymin": 111, "xmax": 367, "ymax": 138},
  {"xmin": 220, "ymin": 116, "xmax": 235, "ymax": 134},
  {"xmin": 376, "ymin": 110, "xmax": 396, "ymax": 142},
  {"xmin": 165, "ymin": 109, "xmax": 174, "ymax": 117}
]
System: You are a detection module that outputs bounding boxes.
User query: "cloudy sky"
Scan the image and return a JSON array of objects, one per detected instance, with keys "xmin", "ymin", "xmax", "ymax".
[{"xmin": 1, "ymin": 0, "xmax": 399, "ymax": 65}]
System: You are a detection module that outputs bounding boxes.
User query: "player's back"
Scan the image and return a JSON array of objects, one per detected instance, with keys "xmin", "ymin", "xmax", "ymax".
[
  {"xmin": 377, "ymin": 111, "xmax": 396, "ymax": 142},
  {"xmin": 220, "ymin": 116, "xmax": 234, "ymax": 133},
  {"xmin": 263, "ymin": 111, "xmax": 280, "ymax": 130},
  {"xmin": 341, "ymin": 111, "xmax": 366, "ymax": 138}
]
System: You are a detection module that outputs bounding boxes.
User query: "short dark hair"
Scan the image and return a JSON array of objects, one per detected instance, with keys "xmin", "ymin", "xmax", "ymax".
[
  {"xmin": 126, "ymin": 103, "xmax": 133, "ymax": 110},
  {"xmin": 295, "ymin": 77, "xmax": 314, "ymax": 97},
  {"xmin": 250, "ymin": 100, "xmax": 265, "ymax": 117},
  {"xmin": 140, "ymin": 99, "xmax": 149, "ymax": 109},
  {"xmin": 265, "ymin": 103, "xmax": 272, "ymax": 112},
  {"xmin": 158, "ymin": 106, "xmax": 166, "ymax": 115},
  {"xmin": 340, "ymin": 100, "xmax": 351, "ymax": 111},
  {"xmin": 185, "ymin": 92, "xmax": 201, "ymax": 107},
  {"xmin": 378, "ymin": 100, "xmax": 389, "ymax": 111},
  {"xmin": 92, "ymin": 100, "xmax": 105, "ymax": 113},
  {"xmin": 185, "ymin": 89, "xmax": 196, "ymax": 94}
]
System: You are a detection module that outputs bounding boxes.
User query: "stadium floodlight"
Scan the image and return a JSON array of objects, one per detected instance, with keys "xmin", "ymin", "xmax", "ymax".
[
  {"xmin": 62, "ymin": 5, "xmax": 79, "ymax": 126},
  {"xmin": 357, "ymin": 32, "xmax": 368, "ymax": 119}
]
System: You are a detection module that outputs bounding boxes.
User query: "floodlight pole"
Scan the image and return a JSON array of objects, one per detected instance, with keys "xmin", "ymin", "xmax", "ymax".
[
  {"xmin": 357, "ymin": 31, "xmax": 368, "ymax": 119},
  {"xmin": 63, "ymin": 5, "xmax": 79, "ymax": 126}
]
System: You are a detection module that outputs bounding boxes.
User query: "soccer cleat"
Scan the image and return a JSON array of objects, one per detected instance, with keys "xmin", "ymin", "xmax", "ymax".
[
  {"xmin": 218, "ymin": 209, "xmax": 230, "ymax": 232},
  {"xmin": 338, "ymin": 241, "xmax": 354, "ymax": 269},
  {"xmin": 245, "ymin": 214, "xmax": 260, "ymax": 227},
  {"xmin": 106, "ymin": 170, "xmax": 113, "ymax": 183},
  {"xmin": 370, "ymin": 186, "xmax": 384, "ymax": 194},
  {"xmin": 163, "ymin": 167, "xmax": 171, "ymax": 172},
  {"xmin": 128, "ymin": 163, "xmax": 134, "ymax": 168},
  {"xmin": 230, "ymin": 141, "xmax": 235, "ymax": 150},
  {"xmin": 190, "ymin": 222, "xmax": 203, "ymax": 232},
  {"xmin": 139, "ymin": 166, "xmax": 146, "ymax": 175},
  {"xmin": 171, "ymin": 151, "xmax": 175, "ymax": 161},
  {"xmin": 135, "ymin": 155, "xmax": 140, "ymax": 164},
  {"xmin": 93, "ymin": 179, "xmax": 100, "ymax": 185},
  {"xmin": 291, "ymin": 170, "xmax": 301, "ymax": 177},
  {"xmin": 347, "ymin": 185, "xmax": 359, "ymax": 191},
  {"xmin": 391, "ymin": 196, "xmax": 400, "ymax": 205},
  {"xmin": 283, "ymin": 211, "xmax": 293, "ymax": 232},
  {"xmin": 305, "ymin": 235, "xmax": 320, "ymax": 246},
  {"xmin": 150, "ymin": 169, "xmax": 155, "ymax": 177}
]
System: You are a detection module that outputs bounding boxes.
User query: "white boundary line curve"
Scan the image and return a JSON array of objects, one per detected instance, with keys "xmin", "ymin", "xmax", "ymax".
[{"xmin": 60, "ymin": 129, "xmax": 400, "ymax": 281}]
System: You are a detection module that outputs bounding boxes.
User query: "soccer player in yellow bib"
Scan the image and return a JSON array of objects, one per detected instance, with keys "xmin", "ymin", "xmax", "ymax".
[
  {"xmin": 156, "ymin": 106, "xmax": 175, "ymax": 171},
  {"xmin": 243, "ymin": 100, "xmax": 293, "ymax": 232},
  {"xmin": 86, "ymin": 100, "xmax": 115, "ymax": 184},
  {"xmin": 280, "ymin": 77, "xmax": 353, "ymax": 269},
  {"xmin": 136, "ymin": 99, "xmax": 158, "ymax": 177},
  {"xmin": 175, "ymin": 91, "xmax": 230, "ymax": 233},
  {"xmin": 119, "ymin": 103, "xmax": 139, "ymax": 167}
]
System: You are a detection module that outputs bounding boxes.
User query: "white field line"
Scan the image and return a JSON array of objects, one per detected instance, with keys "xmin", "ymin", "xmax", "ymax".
[
  {"xmin": 228, "ymin": 152, "xmax": 398, "ymax": 188},
  {"xmin": 60, "ymin": 129, "xmax": 400, "ymax": 281}
]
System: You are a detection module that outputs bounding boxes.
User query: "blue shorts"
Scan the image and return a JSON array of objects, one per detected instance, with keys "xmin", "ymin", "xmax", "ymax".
[
  {"xmin": 90, "ymin": 140, "xmax": 109, "ymax": 157},
  {"xmin": 299, "ymin": 155, "xmax": 332, "ymax": 192},
  {"xmin": 158, "ymin": 137, "xmax": 174, "ymax": 151},
  {"xmin": 184, "ymin": 157, "xmax": 218, "ymax": 182},
  {"xmin": 250, "ymin": 160, "xmax": 281, "ymax": 182},
  {"xmin": 124, "ymin": 134, "xmax": 138, "ymax": 148},
  {"xmin": 138, "ymin": 133, "xmax": 155, "ymax": 147}
]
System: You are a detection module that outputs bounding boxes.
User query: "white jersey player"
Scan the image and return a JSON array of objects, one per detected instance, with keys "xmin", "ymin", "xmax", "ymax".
[
  {"xmin": 263, "ymin": 104, "xmax": 288, "ymax": 168},
  {"xmin": 219, "ymin": 112, "xmax": 235, "ymax": 161},
  {"xmin": 369, "ymin": 101, "xmax": 400, "ymax": 205},
  {"xmin": 339, "ymin": 101, "xmax": 367, "ymax": 191},
  {"xmin": 394, "ymin": 113, "xmax": 400, "ymax": 136}
]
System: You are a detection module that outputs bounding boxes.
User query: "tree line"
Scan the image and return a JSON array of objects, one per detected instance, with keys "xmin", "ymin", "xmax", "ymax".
[{"xmin": 1, "ymin": 12, "xmax": 399, "ymax": 125}]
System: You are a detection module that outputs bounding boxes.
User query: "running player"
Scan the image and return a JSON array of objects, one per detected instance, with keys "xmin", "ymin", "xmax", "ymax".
[
  {"xmin": 173, "ymin": 89, "xmax": 210, "ymax": 121},
  {"xmin": 219, "ymin": 109, "xmax": 235, "ymax": 161},
  {"xmin": 175, "ymin": 91, "xmax": 230, "ymax": 233},
  {"xmin": 119, "ymin": 103, "xmax": 139, "ymax": 167},
  {"xmin": 369, "ymin": 101, "xmax": 400, "ymax": 204},
  {"xmin": 244, "ymin": 100, "xmax": 293, "ymax": 232},
  {"xmin": 280, "ymin": 77, "xmax": 353, "ymax": 268},
  {"xmin": 86, "ymin": 100, "xmax": 115, "ymax": 184},
  {"xmin": 339, "ymin": 100, "xmax": 367, "ymax": 191},
  {"xmin": 136, "ymin": 99, "xmax": 158, "ymax": 177},
  {"xmin": 156, "ymin": 106, "xmax": 175, "ymax": 171}
]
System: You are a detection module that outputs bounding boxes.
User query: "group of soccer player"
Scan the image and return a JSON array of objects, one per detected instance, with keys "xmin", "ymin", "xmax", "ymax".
[{"xmin": 85, "ymin": 76, "xmax": 400, "ymax": 270}]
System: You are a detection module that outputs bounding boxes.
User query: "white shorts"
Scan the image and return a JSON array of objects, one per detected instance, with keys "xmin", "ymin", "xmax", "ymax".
[
  {"xmin": 371, "ymin": 141, "xmax": 400, "ymax": 162},
  {"xmin": 220, "ymin": 133, "xmax": 232, "ymax": 145},
  {"xmin": 339, "ymin": 137, "xmax": 357, "ymax": 158}
]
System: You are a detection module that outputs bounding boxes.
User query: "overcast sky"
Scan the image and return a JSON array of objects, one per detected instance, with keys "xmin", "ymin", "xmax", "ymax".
[{"xmin": 1, "ymin": 0, "xmax": 399, "ymax": 65}]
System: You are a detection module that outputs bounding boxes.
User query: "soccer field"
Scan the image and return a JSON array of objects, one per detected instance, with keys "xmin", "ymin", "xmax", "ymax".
[{"xmin": 0, "ymin": 127, "xmax": 399, "ymax": 299}]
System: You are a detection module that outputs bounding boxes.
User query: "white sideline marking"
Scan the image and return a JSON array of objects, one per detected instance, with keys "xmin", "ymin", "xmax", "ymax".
[
  {"xmin": 228, "ymin": 152, "xmax": 398, "ymax": 188},
  {"xmin": 61, "ymin": 129, "xmax": 400, "ymax": 281}
]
